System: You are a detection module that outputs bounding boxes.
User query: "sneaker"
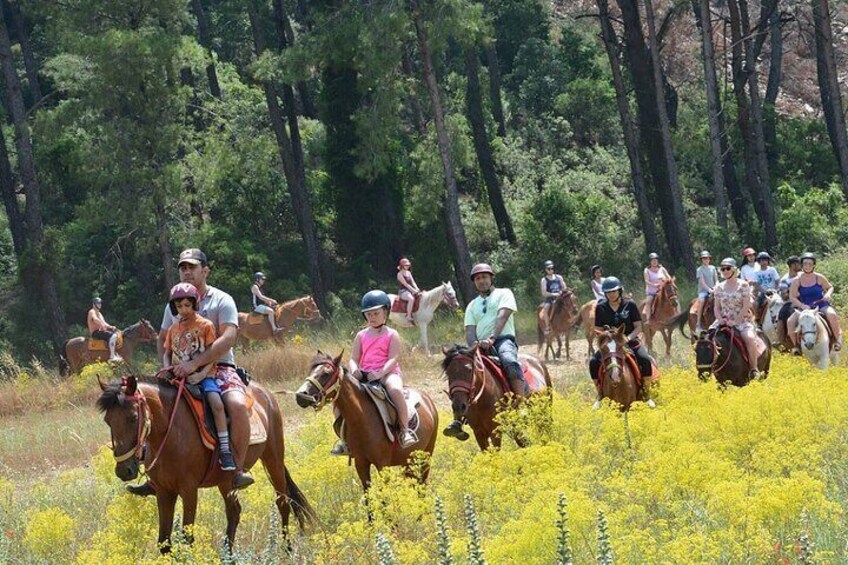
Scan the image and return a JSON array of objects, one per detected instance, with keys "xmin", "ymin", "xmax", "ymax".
[
  {"xmin": 792, "ymin": 346, "xmax": 802, "ymax": 356},
  {"xmin": 400, "ymin": 429, "xmax": 418, "ymax": 448},
  {"xmin": 272, "ymin": 328, "xmax": 283, "ymax": 335},
  {"xmin": 232, "ymin": 471, "xmax": 254, "ymax": 490},
  {"xmin": 835, "ymin": 341, "xmax": 842, "ymax": 352},
  {"xmin": 219, "ymin": 450, "xmax": 237, "ymax": 471},
  {"xmin": 442, "ymin": 421, "xmax": 469, "ymax": 441},
  {"xmin": 330, "ymin": 441, "xmax": 350, "ymax": 456},
  {"xmin": 126, "ymin": 481, "xmax": 156, "ymax": 497},
  {"xmin": 109, "ymin": 354, "xmax": 124, "ymax": 362},
  {"xmin": 592, "ymin": 399, "xmax": 602, "ymax": 410}
]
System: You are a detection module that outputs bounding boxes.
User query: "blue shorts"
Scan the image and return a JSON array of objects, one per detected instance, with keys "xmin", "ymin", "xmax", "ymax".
[
  {"xmin": 200, "ymin": 376, "xmax": 223, "ymax": 394},
  {"xmin": 698, "ymin": 291, "xmax": 710, "ymax": 300}
]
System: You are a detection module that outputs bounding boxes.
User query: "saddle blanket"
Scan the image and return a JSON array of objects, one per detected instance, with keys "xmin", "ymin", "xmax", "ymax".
[
  {"xmin": 88, "ymin": 332, "xmax": 124, "ymax": 351},
  {"xmin": 478, "ymin": 354, "xmax": 547, "ymax": 395},
  {"xmin": 361, "ymin": 382, "xmax": 421, "ymax": 444},
  {"xmin": 183, "ymin": 388, "xmax": 267, "ymax": 449},
  {"xmin": 391, "ymin": 294, "xmax": 421, "ymax": 314},
  {"xmin": 247, "ymin": 312, "xmax": 270, "ymax": 325}
]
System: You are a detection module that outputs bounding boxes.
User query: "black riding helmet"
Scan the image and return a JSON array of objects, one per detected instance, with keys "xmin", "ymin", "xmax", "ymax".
[
  {"xmin": 786, "ymin": 256, "xmax": 800, "ymax": 267},
  {"xmin": 254, "ymin": 272, "xmax": 266, "ymax": 282}
]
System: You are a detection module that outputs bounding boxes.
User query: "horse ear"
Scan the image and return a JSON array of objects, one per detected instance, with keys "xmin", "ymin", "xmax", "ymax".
[
  {"xmin": 333, "ymin": 350, "xmax": 344, "ymax": 366},
  {"xmin": 441, "ymin": 343, "xmax": 452, "ymax": 355},
  {"xmin": 593, "ymin": 328, "xmax": 605, "ymax": 337},
  {"xmin": 615, "ymin": 325, "xmax": 625, "ymax": 337},
  {"xmin": 123, "ymin": 375, "xmax": 137, "ymax": 395}
]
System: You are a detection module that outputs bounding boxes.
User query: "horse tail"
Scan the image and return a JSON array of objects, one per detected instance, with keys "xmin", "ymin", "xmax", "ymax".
[
  {"xmin": 58, "ymin": 343, "xmax": 70, "ymax": 378},
  {"xmin": 669, "ymin": 311, "xmax": 690, "ymax": 340},
  {"xmin": 285, "ymin": 466, "xmax": 316, "ymax": 530}
]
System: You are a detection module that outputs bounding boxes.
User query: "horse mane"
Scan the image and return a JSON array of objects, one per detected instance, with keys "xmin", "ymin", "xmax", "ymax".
[
  {"xmin": 440, "ymin": 344, "xmax": 474, "ymax": 372},
  {"xmin": 551, "ymin": 290, "xmax": 573, "ymax": 317},
  {"xmin": 121, "ymin": 320, "xmax": 141, "ymax": 334},
  {"xmin": 95, "ymin": 375, "xmax": 169, "ymax": 413}
]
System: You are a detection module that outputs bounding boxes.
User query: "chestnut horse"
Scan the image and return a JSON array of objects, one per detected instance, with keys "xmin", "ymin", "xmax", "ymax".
[
  {"xmin": 237, "ymin": 296, "xmax": 321, "ymax": 347},
  {"xmin": 594, "ymin": 326, "xmax": 642, "ymax": 410},
  {"xmin": 97, "ymin": 375, "xmax": 314, "ymax": 553},
  {"xmin": 294, "ymin": 351, "xmax": 438, "ymax": 491},
  {"xmin": 640, "ymin": 278, "xmax": 681, "ymax": 357},
  {"xmin": 579, "ymin": 299, "xmax": 599, "ymax": 355},
  {"xmin": 695, "ymin": 326, "xmax": 772, "ymax": 386},
  {"xmin": 682, "ymin": 295, "xmax": 716, "ymax": 343},
  {"xmin": 441, "ymin": 345, "xmax": 551, "ymax": 451},
  {"xmin": 60, "ymin": 319, "xmax": 157, "ymax": 376},
  {"xmin": 536, "ymin": 289, "xmax": 580, "ymax": 361}
]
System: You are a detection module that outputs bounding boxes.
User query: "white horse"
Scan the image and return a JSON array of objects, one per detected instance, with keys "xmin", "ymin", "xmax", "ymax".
[
  {"xmin": 760, "ymin": 292, "xmax": 784, "ymax": 345},
  {"xmin": 389, "ymin": 281, "xmax": 460, "ymax": 354},
  {"xmin": 796, "ymin": 309, "xmax": 838, "ymax": 369}
]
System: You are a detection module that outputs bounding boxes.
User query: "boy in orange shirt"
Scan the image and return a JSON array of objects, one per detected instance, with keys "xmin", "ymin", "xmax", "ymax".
[{"xmin": 163, "ymin": 282, "xmax": 237, "ymax": 471}]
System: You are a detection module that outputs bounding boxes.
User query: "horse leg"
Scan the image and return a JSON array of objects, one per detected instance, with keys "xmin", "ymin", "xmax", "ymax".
[
  {"xmin": 218, "ymin": 486, "xmax": 241, "ymax": 556},
  {"xmin": 181, "ymin": 490, "xmax": 198, "ymax": 545},
  {"xmin": 663, "ymin": 328, "xmax": 672, "ymax": 358},
  {"xmin": 556, "ymin": 334, "xmax": 562, "ymax": 360},
  {"xmin": 565, "ymin": 332, "xmax": 571, "ymax": 361},
  {"xmin": 156, "ymin": 490, "xmax": 178, "ymax": 554},
  {"xmin": 419, "ymin": 323, "xmax": 430, "ymax": 356},
  {"xmin": 473, "ymin": 428, "xmax": 490, "ymax": 451},
  {"xmin": 354, "ymin": 458, "xmax": 374, "ymax": 521}
]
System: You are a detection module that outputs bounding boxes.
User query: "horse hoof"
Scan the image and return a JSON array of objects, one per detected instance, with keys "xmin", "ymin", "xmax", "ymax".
[
  {"xmin": 646, "ymin": 399, "xmax": 657, "ymax": 409},
  {"xmin": 592, "ymin": 400, "xmax": 602, "ymax": 410}
]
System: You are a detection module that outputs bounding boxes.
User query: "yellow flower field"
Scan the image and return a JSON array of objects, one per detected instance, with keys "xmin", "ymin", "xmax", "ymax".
[{"xmin": 1, "ymin": 354, "xmax": 847, "ymax": 563}]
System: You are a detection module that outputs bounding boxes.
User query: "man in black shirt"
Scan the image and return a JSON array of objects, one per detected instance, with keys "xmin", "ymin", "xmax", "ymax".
[{"xmin": 589, "ymin": 276, "xmax": 655, "ymax": 407}]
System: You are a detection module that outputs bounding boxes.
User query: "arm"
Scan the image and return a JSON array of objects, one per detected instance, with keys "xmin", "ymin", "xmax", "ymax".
[
  {"xmin": 643, "ymin": 268, "xmax": 651, "ymax": 288},
  {"xmin": 173, "ymin": 324, "xmax": 238, "ymax": 377},
  {"xmin": 738, "ymin": 283, "xmax": 753, "ymax": 322},
  {"xmin": 373, "ymin": 332, "xmax": 401, "ymax": 379},
  {"xmin": 713, "ymin": 288, "xmax": 723, "ymax": 322},
  {"xmin": 157, "ymin": 328, "xmax": 168, "ymax": 367},
  {"xmin": 559, "ymin": 275, "xmax": 568, "ymax": 291},
  {"xmin": 484, "ymin": 307, "xmax": 514, "ymax": 344},
  {"xmin": 348, "ymin": 332, "xmax": 363, "ymax": 377},
  {"xmin": 465, "ymin": 325, "xmax": 478, "ymax": 347},
  {"xmin": 540, "ymin": 278, "xmax": 549, "ymax": 297},
  {"xmin": 790, "ymin": 278, "xmax": 806, "ymax": 309},
  {"xmin": 819, "ymin": 275, "xmax": 834, "ymax": 301},
  {"xmin": 407, "ymin": 273, "xmax": 421, "ymax": 293},
  {"xmin": 252, "ymin": 284, "xmax": 276, "ymax": 306},
  {"xmin": 628, "ymin": 321, "xmax": 642, "ymax": 343}
]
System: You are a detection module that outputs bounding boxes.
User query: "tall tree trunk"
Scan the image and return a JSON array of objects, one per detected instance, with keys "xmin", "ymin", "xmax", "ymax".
[
  {"xmin": 644, "ymin": 0, "xmax": 695, "ymax": 276},
  {"xmin": 408, "ymin": 0, "xmax": 474, "ymax": 302},
  {"xmin": 692, "ymin": 0, "xmax": 728, "ymax": 230},
  {"xmin": 0, "ymin": 9, "xmax": 67, "ymax": 356},
  {"xmin": 484, "ymin": 45, "xmax": 507, "ymax": 138},
  {"xmin": 0, "ymin": 124, "xmax": 24, "ymax": 255},
  {"xmin": 464, "ymin": 47, "xmax": 515, "ymax": 244},
  {"xmin": 597, "ymin": 0, "xmax": 660, "ymax": 254},
  {"xmin": 763, "ymin": 6, "xmax": 782, "ymax": 170},
  {"xmin": 401, "ymin": 46, "xmax": 428, "ymax": 136},
  {"xmin": 276, "ymin": 5, "xmax": 316, "ymax": 119},
  {"xmin": 191, "ymin": 0, "xmax": 222, "ymax": 99},
  {"xmin": 247, "ymin": 0, "xmax": 327, "ymax": 310},
  {"xmin": 2, "ymin": 0, "xmax": 41, "ymax": 104},
  {"xmin": 813, "ymin": 0, "xmax": 848, "ymax": 195}
]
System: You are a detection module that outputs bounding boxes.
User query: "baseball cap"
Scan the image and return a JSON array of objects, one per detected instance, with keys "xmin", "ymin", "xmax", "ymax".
[{"xmin": 178, "ymin": 248, "xmax": 207, "ymax": 266}]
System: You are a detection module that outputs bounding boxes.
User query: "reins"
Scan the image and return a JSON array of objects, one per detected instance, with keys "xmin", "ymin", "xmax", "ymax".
[
  {"xmin": 304, "ymin": 361, "xmax": 342, "ymax": 410},
  {"xmin": 446, "ymin": 348, "xmax": 491, "ymax": 405}
]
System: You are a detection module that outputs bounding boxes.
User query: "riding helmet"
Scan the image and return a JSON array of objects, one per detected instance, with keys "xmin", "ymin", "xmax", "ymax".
[
  {"xmin": 648, "ymin": 253, "xmax": 660, "ymax": 261},
  {"xmin": 590, "ymin": 264, "xmax": 601, "ymax": 276},
  {"xmin": 254, "ymin": 272, "xmax": 266, "ymax": 282},
  {"xmin": 756, "ymin": 251, "xmax": 772, "ymax": 263},
  {"xmin": 360, "ymin": 290, "xmax": 391, "ymax": 314},
  {"xmin": 470, "ymin": 263, "xmax": 495, "ymax": 280},
  {"xmin": 741, "ymin": 247, "xmax": 756, "ymax": 257},
  {"xmin": 169, "ymin": 282, "xmax": 199, "ymax": 315},
  {"xmin": 699, "ymin": 250, "xmax": 711, "ymax": 259},
  {"xmin": 800, "ymin": 252, "xmax": 816, "ymax": 264},
  {"xmin": 398, "ymin": 258, "xmax": 411, "ymax": 268},
  {"xmin": 93, "ymin": 297, "xmax": 102, "ymax": 306},
  {"xmin": 720, "ymin": 257, "xmax": 738, "ymax": 268},
  {"xmin": 544, "ymin": 260, "xmax": 554, "ymax": 269},
  {"xmin": 601, "ymin": 276, "xmax": 622, "ymax": 293}
]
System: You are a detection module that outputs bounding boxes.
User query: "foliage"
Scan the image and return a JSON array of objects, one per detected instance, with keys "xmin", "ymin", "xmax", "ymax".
[{"xmin": 776, "ymin": 183, "xmax": 848, "ymax": 256}]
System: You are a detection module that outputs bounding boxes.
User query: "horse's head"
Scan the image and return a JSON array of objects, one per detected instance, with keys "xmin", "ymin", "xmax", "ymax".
[
  {"xmin": 96, "ymin": 375, "xmax": 149, "ymax": 482},
  {"xmin": 694, "ymin": 330, "xmax": 716, "ymax": 380},
  {"xmin": 797, "ymin": 310, "xmax": 821, "ymax": 350},
  {"xmin": 301, "ymin": 296, "xmax": 323, "ymax": 322},
  {"xmin": 139, "ymin": 319, "xmax": 158, "ymax": 341},
  {"xmin": 660, "ymin": 278, "xmax": 679, "ymax": 308},
  {"xmin": 555, "ymin": 289, "xmax": 579, "ymax": 317},
  {"xmin": 295, "ymin": 350, "xmax": 343, "ymax": 409},
  {"xmin": 441, "ymin": 282, "xmax": 460, "ymax": 312},
  {"xmin": 594, "ymin": 326, "xmax": 627, "ymax": 386},
  {"xmin": 441, "ymin": 343, "xmax": 476, "ymax": 422}
]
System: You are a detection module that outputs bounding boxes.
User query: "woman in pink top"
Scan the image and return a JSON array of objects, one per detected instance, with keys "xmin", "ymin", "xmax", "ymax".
[{"xmin": 643, "ymin": 252, "xmax": 671, "ymax": 323}]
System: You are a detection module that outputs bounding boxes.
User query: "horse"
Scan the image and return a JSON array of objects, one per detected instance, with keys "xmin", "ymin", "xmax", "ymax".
[
  {"xmin": 795, "ymin": 309, "xmax": 838, "ymax": 369},
  {"xmin": 760, "ymin": 292, "xmax": 785, "ymax": 347},
  {"xmin": 640, "ymin": 278, "xmax": 681, "ymax": 357},
  {"xmin": 96, "ymin": 374, "xmax": 313, "ymax": 553},
  {"xmin": 441, "ymin": 344, "xmax": 551, "ymax": 451},
  {"xmin": 388, "ymin": 282, "xmax": 459, "ymax": 354},
  {"xmin": 60, "ymin": 319, "xmax": 158, "ymax": 376},
  {"xmin": 294, "ymin": 351, "xmax": 438, "ymax": 492},
  {"xmin": 237, "ymin": 296, "xmax": 321, "ymax": 347},
  {"xmin": 536, "ymin": 289, "xmax": 580, "ymax": 361},
  {"xmin": 578, "ymin": 299, "xmax": 598, "ymax": 355},
  {"xmin": 593, "ymin": 326, "xmax": 643, "ymax": 411},
  {"xmin": 683, "ymin": 294, "xmax": 716, "ymax": 343},
  {"xmin": 695, "ymin": 326, "xmax": 772, "ymax": 386}
]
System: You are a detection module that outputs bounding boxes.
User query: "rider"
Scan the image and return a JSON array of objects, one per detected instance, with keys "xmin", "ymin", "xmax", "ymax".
[
  {"xmin": 590, "ymin": 265, "xmax": 604, "ymax": 301},
  {"xmin": 251, "ymin": 272, "xmax": 281, "ymax": 335},
  {"xmin": 88, "ymin": 297, "xmax": 122, "ymax": 362},
  {"xmin": 396, "ymin": 258, "xmax": 421, "ymax": 323},
  {"xmin": 128, "ymin": 248, "xmax": 254, "ymax": 496},
  {"xmin": 739, "ymin": 247, "xmax": 759, "ymax": 284},
  {"xmin": 776, "ymin": 256, "xmax": 801, "ymax": 345},
  {"xmin": 163, "ymin": 283, "xmax": 237, "ymax": 472},
  {"xmin": 444, "ymin": 263, "xmax": 526, "ymax": 439},
  {"xmin": 539, "ymin": 260, "xmax": 567, "ymax": 334},
  {"xmin": 643, "ymin": 253, "xmax": 671, "ymax": 324},
  {"xmin": 753, "ymin": 252, "xmax": 779, "ymax": 313},
  {"xmin": 588, "ymin": 276, "xmax": 655, "ymax": 409},
  {"xmin": 787, "ymin": 252, "xmax": 842, "ymax": 353},
  {"xmin": 711, "ymin": 258, "xmax": 763, "ymax": 380},
  {"xmin": 695, "ymin": 251, "xmax": 718, "ymax": 333}
]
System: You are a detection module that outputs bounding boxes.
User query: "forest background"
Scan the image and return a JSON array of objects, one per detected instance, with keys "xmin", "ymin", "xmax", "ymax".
[{"xmin": 1, "ymin": 0, "xmax": 848, "ymax": 364}]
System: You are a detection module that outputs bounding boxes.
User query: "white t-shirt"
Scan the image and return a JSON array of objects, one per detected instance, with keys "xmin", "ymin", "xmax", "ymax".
[
  {"xmin": 740, "ymin": 263, "xmax": 759, "ymax": 283},
  {"xmin": 754, "ymin": 266, "xmax": 779, "ymax": 292},
  {"xmin": 161, "ymin": 285, "xmax": 239, "ymax": 366}
]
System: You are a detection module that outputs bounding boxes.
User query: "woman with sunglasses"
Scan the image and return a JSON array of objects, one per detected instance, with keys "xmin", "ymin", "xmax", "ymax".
[
  {"xmin": 711, "ymin": 258, "xmax": 763, "ymax": 380},
  {"xmin": 787, "ymin": 252, "xmax": 842, "ymax": 352}
]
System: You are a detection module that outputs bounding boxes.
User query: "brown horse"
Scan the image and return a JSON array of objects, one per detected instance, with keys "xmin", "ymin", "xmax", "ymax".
[
  {"xmin": 594, "ymin": 326, "xmax": 642, "ymax": 410},
  {"xmin": 237, "ymin": 296, "xmax": 322, "ymax": 347},
  {"xmin": 536, "ymin": 289, "xmax": 580, "ymax": 361},
  {"xmin": 695, "ymin": 326, "xmax": 772, "ymax": 386},
  {"xmin": 61, "ymin": 319, "xmax": 157, "ymax": 376},
  {"xmin": 294, "ymin": 351, "xmax": 438, "ymax": 491},
  {"xmin": 579, "ymin": 299, "xmax": 599, "ymax": 355},
  {"xmin": 441, "ymin": 345, "xmax": 551, "ymax": 451},
  {"xmin": 97, "ymin": 375, "xmax": 313, "ymax": 554},
  {"xmin": 681, "ymin": 295, "xmax": 716, "ymax": 343},
  {"xmin": 640, "ymin": 278, "xmax": 681, "ymax": 356}
]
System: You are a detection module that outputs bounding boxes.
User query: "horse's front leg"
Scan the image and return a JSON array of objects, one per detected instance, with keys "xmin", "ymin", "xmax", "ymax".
[
  {"xmin": 419, "ymin": 322, "xmax": 431, "ymax": 356},
  {"xmin": 664, "ymin": 328, "xmax": 673, "ymax": 358},
  {"xmin": 156, "ymin": 490, "xmax": 178, "ymax": 554},
  {"xmin": 181, "ymin": 489, "xmax": 198, "ymax": 545},
  {"xmin": 556, "ymin": 335, "xmax": 562, "ymax": 359}
]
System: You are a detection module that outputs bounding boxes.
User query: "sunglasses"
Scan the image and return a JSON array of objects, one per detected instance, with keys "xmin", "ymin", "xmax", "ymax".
[
  {"xmin": 720, "ymin": 266, "xmax": 733, "ymax": 272},
  {"xmin": 545, "ymin": 267, "xmax": 554, "ymax": 270},
  {"xmin": 481, "ymin": 298, "xmax": 487, "ymax": 315}
]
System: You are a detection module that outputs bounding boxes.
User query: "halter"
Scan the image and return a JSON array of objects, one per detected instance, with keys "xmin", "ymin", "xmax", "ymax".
[
  {"xmin": 446, "ymin": 348, "xmax": 489, "ymax": 406},
  {"xmin": 112, "ymin": 378, "xmax": 151, "ymax": 464},
  {"xmin": 696, "ymin": 328, "xmax": 734, "ymax": 374},
  {"xmin": 597, "ymin": 345, "xmax": 626, "ymax": 388},
  {"xmin": 304, "ymin": 361, "xmax": 342, "ymax": 410}
]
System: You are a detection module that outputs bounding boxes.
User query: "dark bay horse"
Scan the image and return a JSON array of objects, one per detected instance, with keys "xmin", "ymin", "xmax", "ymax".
[
  {"xmin": 61, "ymin": 320, "xmax": 157, "ymax": 376},
  {"xmin": 695, "ymin": 326, "xmax": 772, "ymax": 386},
  {"xmin": 97, "ymin": 375, "xmax": 313, "ymax": 553},
  {"xmin": 536, "ymin": 289, "xmax": 580, "ymax": 361},
  {"xmin": 294, "ymin": 351, "xmax": 438, "ymax": 491},
  {"xmin": 594, "ymin": 326, "xmax": 642, "ymax": 411},
  {"xmin": 441, "ymin": 345, "xmax": 551, "ymax": 451},
  {"xmin": 237, "ymin": 296, "xmax": 322, "ymax": 347},
  {"xmin": 640, "ymin": 278, "xmax": 681, "ymax": 357}
]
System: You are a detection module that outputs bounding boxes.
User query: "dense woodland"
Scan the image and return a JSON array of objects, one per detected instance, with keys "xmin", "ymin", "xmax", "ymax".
[{"xmin": 0, "ymin": 0, "xmax": 847, "ymax": 362}]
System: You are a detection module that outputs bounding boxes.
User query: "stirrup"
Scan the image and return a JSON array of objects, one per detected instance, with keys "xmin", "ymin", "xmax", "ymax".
[
  {"xmin": 330, "ymin": 441, "xmax": 350, "ymax": 456},
  {"xmin": 400, "ymin": 430, "xmax": 418, "ymax": 448}
]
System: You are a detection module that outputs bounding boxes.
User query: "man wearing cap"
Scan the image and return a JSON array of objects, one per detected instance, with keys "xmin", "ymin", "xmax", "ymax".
[
  {"xmin": 127, "ymin": 248, "xmax": 254, "ymax": 496},
  {"xmin": 87, "ymin": 297, "xmax": 121, "ymax": 361},
  {"xmin": 444, "ymin": 263, "xmax": 526, "ymax": 439},
  {"xmin": 251, "ymin": 272, "xmax": 281, "ymax": 335},
  {"xmin": 539, "ymin": 260, "xmax": 567, "ymax": 335}
]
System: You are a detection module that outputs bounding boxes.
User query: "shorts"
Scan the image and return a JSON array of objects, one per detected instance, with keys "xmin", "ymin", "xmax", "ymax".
[
  {"xmin": 254, "ymin": 304, "xmax": 274, "ymax": 315},
  {"xmin": 698, "ymin": 291, "xmax": 710, "ymax": 300},
  {"xmin": 215, "ymin": 365, "xmax": 246, "ymax": 395},
  {"xmin": 200, "ymin": 376, "xmax": 223, "ymax": 394},
  {"xmin": 399, "ymin": 289, "xmax": 413, "ymax": 301},
  {"xmin": 91, "ymin": 330, "xmax": 114, "ymax": 341}
]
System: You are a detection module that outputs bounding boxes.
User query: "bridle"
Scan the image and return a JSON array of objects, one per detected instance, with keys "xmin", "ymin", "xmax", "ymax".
[
  {"xmin": 797, "ymin": 311, "xmax": 821, "ymax": 345},
  {"xmin": 696, "ymin": 328, "xmax": 733, "ymax": 374},
  {"xmin": 440, "ymin": 284, "xmax": 459, "ymax": 310},
  {"xmin": 597, "ymin": 336, "xmax": 626, "ymax": 387},
  {"xmin": 661, "ymin": 280, "xmax": 679, "ymax": 307},
  {"xmin": 302, "ymin": 361, "xmax": 342, "ymax": 410},
  {"xmin": 446, "ymin": 348, "xmax": 488, "ymax": 406},
  {"xmin": 112, "ymin": 378, "xmax": 151, "ymax": 465}
]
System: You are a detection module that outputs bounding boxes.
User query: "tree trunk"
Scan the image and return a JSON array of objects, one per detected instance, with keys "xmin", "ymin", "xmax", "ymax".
[
  {"xmin": 0, "ymin": 8, "xmax": 67, "ymax": 355},
  {"xmin": 401, "ymin": 46, "xmax": 428, "ymax": 136},
  {"xmin": 276, "ymin": 4, "xmax": 316, "ymax": 119},
  {"xmin": 409, "ymin": 0, "xmax": 474, "ymax": 302},
  {"xmin": 692, "ymin": 0, "xmax": 728, "ymax": 230},
  {"xmin": 597, "ymin": 0, "xmax": 660, "ymax": 254},
  {"xmin": 2, "ymin": 0, "xmax": 41, "ymax": 104},
  {"xmin": 0, "ymin": 123, "xmax": 24, "ymax": 255},
  {"xmin": 484, "ymin": 45, "xmax": 507, "ymax": 138},
  {"xmin": 248, "ymin": 0, "xmax": 328, "ymax": 310},
  {"xmin": 464, "ymin": 47, "xmax": 516, "ymax": 244},
  {"xmin": 813, "ymin": 0, "xmax": 848, "ymax": 195},
  {"xmin": 191, "ymin": 0, "xmax": 221, "ymax": 99},
  {"xmin": 763, "ymin": 6, "xmax": 782, "ymax": 170}
]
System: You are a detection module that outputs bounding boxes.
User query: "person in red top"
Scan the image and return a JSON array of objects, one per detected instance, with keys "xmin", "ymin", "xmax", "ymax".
[
  {"xmin": 396, "ymin": 258, "xmax": 421, "ymax": 323},
  {"xmin": 163, "ymin": 283, "xmax": 238, "ymax": 472}
]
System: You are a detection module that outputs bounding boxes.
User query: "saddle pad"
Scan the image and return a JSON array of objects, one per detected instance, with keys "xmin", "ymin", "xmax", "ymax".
[
  {"xmin": 184, "ymin": 389, "xmax": 265, "ymax": 450},
  {"xmin": 247, "ymin": 312, "xmax": 267, "ymax": 325},
  {"xmin": 391, "ymin": 294, "xmax": 420, "ymax": 314},
  {"xmin": 88, "ymin": 332, "xmax": 124, "ymax": 351},
  {"xmin": 362, "ymin": 382, "xmax": 421, "ymax": 444},
  {"xmin": 478, "ymin": 354, "xmax": 547, "ymax": 395}
]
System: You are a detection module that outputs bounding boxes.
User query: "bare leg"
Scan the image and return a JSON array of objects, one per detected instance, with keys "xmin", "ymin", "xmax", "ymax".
[
  {"xmin": 744, "ymin": 332, "xmax": 759, "ymax": 372},
  {"xmin": 695, "ymin": 299, "xmax": 705, "ymax": 330},
  {"xmin": 826, "ymin": 308, "xmax": 842, "ymax": 348},
  {"xmin": 267, "ymin": 311, "xmax": 279, "ymax": 333},
  {"xmin": 787, "ymin": 312, "xmax": 800, "ymax": 350},
  {"xmin": 108, "ymin": 334, "xmax": 121, "ymax": 361},
  {"xmin": 645, "ymin": 295, "xmax": 655, "ymax": 323},
  {"xmin": 406, "ymin": 297, "xmax": 414, "ymax": 322},
  {"xmin": 208, "ymin": 392, "xmax": 228, "ymax": 433},
  {"xmin": 222, "ymin": 390, "xmax": 253, "ymax": 487},
  {"xmin": 384, "ymin": 375, "xmax": 409, "ymax": 431}
]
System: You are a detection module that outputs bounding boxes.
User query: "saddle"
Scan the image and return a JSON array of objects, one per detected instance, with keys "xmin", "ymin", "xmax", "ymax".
[
  {"xmin": 391, "ymin": 293, "xmax": 421, "ymax": 314},
  {"xmin": 711, "ymin": 326, "xmax": 767, "ymax": 365},
  {"xmin": 88, "ymin": 331, "xmax": 123, "ymax": 351},
  {"xmin": 477, "ymin": 354, "xmax": 547, "ymax": 395},
  {"xmin": 247, "ymin": 310, "xmax": 276, "ymax": 325},
  {"xmin": 360, "ymin": 381, "xmax": 421, "ymax": 444}
]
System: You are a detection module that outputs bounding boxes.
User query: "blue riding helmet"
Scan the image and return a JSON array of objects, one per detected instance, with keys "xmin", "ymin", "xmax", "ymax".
[
  {"xmin": 601, "ymin": 276, "xmax": 622, "ymax": 293},
  {"xmin": 360, "ymin": 290, "xmax": 391, "ymax": 313}
]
